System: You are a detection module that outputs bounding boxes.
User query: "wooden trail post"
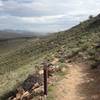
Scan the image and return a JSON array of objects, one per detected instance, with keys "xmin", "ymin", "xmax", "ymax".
[
  {"xmin": 43, "ymin": 61, "xmax": 50, "ymax": 98},
  {"xmin": 44, "ymin": 65, "xmax": 48, "ymax": 96}
]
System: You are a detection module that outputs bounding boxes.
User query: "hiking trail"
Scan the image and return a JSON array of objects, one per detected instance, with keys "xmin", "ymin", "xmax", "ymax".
[{"xmin": 54, "ymin": 62, "xmax": 89, "ymax": 100}]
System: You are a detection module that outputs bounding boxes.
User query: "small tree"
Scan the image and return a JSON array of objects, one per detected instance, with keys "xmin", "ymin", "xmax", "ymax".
[{"xmin": 89, "ymin": 15, "xmax": 93, "ymax": 19}]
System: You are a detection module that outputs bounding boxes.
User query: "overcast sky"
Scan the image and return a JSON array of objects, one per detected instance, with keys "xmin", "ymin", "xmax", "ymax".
[{"xmin": 0, "ymin": 0, "xmax": 100, "ymax": 33}]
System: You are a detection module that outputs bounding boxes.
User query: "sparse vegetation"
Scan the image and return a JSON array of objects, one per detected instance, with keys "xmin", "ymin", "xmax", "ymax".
[{"xmin": 0, "ymin": 14, "xmax": 100, "ymax": 99}]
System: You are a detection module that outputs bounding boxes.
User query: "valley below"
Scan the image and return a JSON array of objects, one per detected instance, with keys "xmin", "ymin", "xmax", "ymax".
[{"xmin": 0, "ymin": 14, "xmax": 100, "ymax": 100}]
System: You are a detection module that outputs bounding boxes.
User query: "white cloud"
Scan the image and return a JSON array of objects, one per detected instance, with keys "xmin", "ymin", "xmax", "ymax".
[
  {"xmin": 0, "ymin": 0, "xmax": 3, "ymax": 6},
  {"xmin": 0, "ymin": 0, "xmax": 100, "ymax": 33},
  {"xmin": 21, "ymin": 15, "xmax": 66, "ymax": 23}
]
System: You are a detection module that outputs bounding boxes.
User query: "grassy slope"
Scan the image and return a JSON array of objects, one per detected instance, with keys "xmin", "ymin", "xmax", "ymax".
[{"xmin": 0, "ymin": 14, "xmax": 100, "ymax": 98}]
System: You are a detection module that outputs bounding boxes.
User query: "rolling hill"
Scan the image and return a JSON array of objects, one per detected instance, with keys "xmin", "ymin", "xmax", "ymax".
[{"xmin": 0, "ymin": 14, "xmax": 100, "ymax": 99}]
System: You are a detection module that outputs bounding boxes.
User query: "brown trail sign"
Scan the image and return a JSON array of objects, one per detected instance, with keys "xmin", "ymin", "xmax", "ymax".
[
  {"xmin": 42, "ymin": 60, "xmax": 51, "ymax": 97},
  {"xmin": 44, "ymin": 65, "xmax": 48, "ymax": 96}
]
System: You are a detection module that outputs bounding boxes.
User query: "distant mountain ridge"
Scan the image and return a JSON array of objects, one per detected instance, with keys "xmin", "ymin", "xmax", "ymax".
[{"xmin": 0, "ymin": 30, "xmax": 44, "ymax": 40}]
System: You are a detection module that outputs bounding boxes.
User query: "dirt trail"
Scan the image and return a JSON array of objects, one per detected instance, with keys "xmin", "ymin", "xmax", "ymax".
[{"xmin": 54, "ymin": 63, "xmax": 87, "ymax": 100}]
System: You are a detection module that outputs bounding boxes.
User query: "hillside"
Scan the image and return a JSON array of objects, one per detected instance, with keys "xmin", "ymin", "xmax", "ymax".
[{"xmin": 0, "ymin": 14, "xmax": 100, "ymax": 99}]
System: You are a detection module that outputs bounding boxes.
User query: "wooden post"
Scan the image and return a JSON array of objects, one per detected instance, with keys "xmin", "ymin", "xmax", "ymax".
[{"xmin": 44, "ymin": 64, "xmax": 48, "ymax": 96}]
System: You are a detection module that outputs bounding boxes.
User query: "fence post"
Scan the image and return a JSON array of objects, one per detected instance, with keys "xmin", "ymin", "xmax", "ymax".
[{"xmin": 43, "ymin": 63, "xmax": 48, "ymax": 96}]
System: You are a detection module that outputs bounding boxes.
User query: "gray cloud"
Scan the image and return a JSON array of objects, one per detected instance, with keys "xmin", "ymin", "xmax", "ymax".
[{"xmin": 0, "ymin": 0, "xmax": 100, "ymax": 33}]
